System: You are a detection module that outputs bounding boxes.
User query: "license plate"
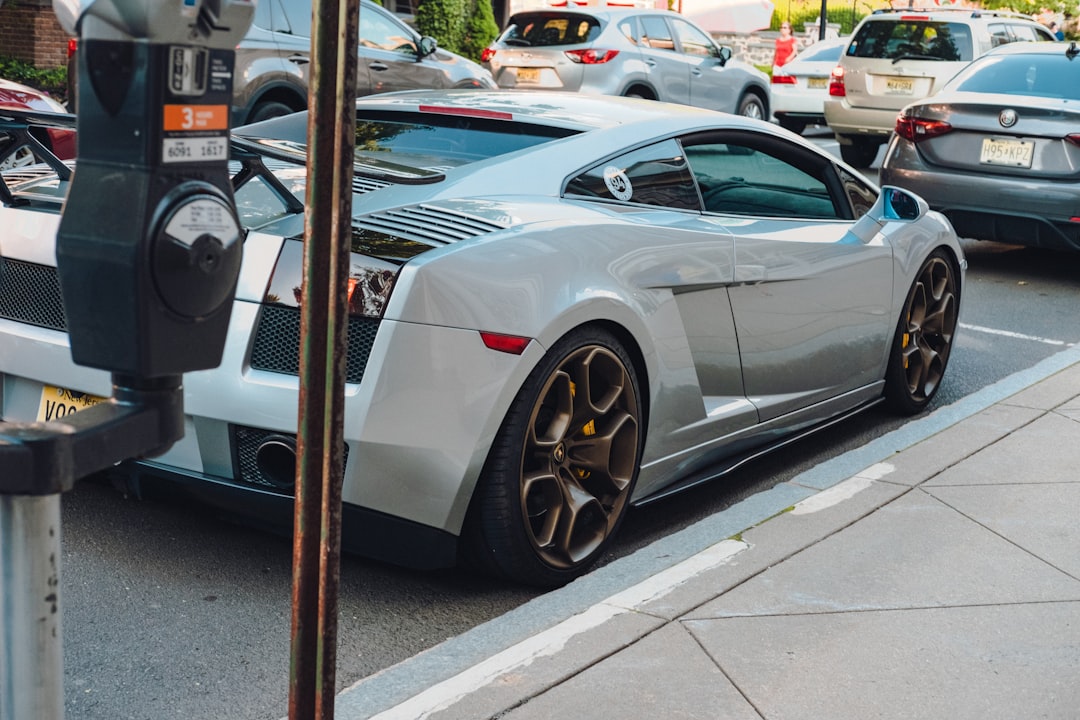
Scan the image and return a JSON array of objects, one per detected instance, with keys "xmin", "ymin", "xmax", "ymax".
[
  {"xmin": 979, "ymin": 137, "xmax": 1033, "ymax": 168},
  {"xmin": 36, "ymin": 385, "xmax": 106, "ymax": 422},
  {"xmin": 807, "ymin": 77, "xmax": 828, "ymax": 89},
  {"xmin": 516, "ymin": 67, "xmax": 540, "ymax": 83},
  {"xmin": 885, "ymin": 77, "xmax": 914, "ymax": 95}
]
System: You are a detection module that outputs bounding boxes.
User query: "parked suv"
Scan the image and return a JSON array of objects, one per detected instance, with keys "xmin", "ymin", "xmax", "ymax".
[
  {"xmin": 234, "ymin": 0, "xmax": 495, "ymax": 125},
  {"xmin": 67, "ymin": 0, "xmax": 495, "ymax": 125},
  {"xmin": 481, "ymin": 8, "xmax": 771, "ymax": 119},
  {"xmin": 824, "ymin": 8, "xmax": 1056, "ymax": 166}
]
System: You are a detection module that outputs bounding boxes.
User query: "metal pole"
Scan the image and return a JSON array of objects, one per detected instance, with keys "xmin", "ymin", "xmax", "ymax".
[
  {"xmin": 820, "ymin": 0, "xmax": 828, "ymax": 40},
  {"xmin": 1, "ymin": 494, "xmax": 64, "ymax": 720},
  {"xmin": 288, "ymin": 0, "xmax": 358, "ymax": 714}
]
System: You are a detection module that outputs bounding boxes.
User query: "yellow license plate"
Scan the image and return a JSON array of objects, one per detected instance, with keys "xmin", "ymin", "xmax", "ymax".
[
  {"xmin": 807, "ymin": 77, "xmax": 828, "ymax": 89},
  {"xmin": 885, "ymin": 77, "xmax": 914, "ymax": 95},
  {"xmin": 979, "ymin": 137, "xmax": 1033, "ymax": 168},
  {"xmin": 37, "ymin": 385, "xmax": 106, "ymax": 422},
  {"xmin": 516, "ymin": 67, "xmax": 540, "ymax": 83}
]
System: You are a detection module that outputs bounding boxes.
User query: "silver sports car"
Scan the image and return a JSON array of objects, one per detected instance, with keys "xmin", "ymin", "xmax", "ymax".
[{"xmin": 0, "ymin": 91, "xmax": 964, "ymax": 587}]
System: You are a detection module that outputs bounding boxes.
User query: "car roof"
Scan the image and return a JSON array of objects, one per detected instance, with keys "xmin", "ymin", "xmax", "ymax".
[
  {"xmin": 861, "ymin": 7, "xmax": 1044, "ymax": 23},
  {"xmin": 983, "ymin": 40, "xmax": 1078, "ymax": 57},
  {"xmin": 509, "ymin": 6, "xmax": 674, "ymax": 20}
]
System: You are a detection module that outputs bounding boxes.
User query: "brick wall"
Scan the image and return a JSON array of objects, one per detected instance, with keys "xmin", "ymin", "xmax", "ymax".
[{"xmin": 0, "ymin": 0, "xmax": 69, "ymax": 69}]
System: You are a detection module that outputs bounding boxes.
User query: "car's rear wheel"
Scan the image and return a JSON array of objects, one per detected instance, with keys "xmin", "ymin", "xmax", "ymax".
[
  {"xmin": 839, "ymin": 137, "xmax": 881, "ymax": 167},
  {"xmin": 884, "ymin": 250, "xmax": 958, "ymax": 415},
  {"xmin": 737, "ymin": 92, "xmax": 765, "ymax": 120},
  {"xmin": 246, "ymin": 100, "xmax": 296, "ymax": 125},
  {"xmin": 0, "ymin": 145, "xmax": 37, "ymax": 171},
  {"xmin": 462, "ymin": 326, "xmax": 642, "ymax": 587}
]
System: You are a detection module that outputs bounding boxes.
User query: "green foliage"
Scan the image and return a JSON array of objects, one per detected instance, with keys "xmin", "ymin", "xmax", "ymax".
[
  {"xmin": 415, "ymin": 0, "xmax": 499, "ymax": 62},
  {"xmin": 770, "ymin": 0, "xmax": 875, "ymax": 36},
  {"xmin": 0, "ymin": 55, "xmax": 68, "ymax": 104}
]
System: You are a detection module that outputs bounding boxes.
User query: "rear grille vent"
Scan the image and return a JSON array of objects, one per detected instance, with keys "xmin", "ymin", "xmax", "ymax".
[
  {"xmin": 356, "ymin": 204, "xmax": 507, "ymax": 247},
  {"xmin": 0, "ymin": 258, "xmax": 66, "ymax": 330},
  {"xmin": 0, "ymin": 164, "xmax": 61, "ymax": 186},
  {"xmin": 232, "ymin": 425, "xmax": 350, "ymax": 494},
  {"xmin": 250, "ymin": 304, "xmax": 379, "ymax": 383}
]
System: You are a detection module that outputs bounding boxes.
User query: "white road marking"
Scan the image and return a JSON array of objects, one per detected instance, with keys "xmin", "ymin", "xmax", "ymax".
[
  {"xmin": 960, "ymin": 323, "xmax": 1069, "ymax": 347},
  {"xmin": 791, "ymin": 463, "xmax": 893, "ymax": 514}
]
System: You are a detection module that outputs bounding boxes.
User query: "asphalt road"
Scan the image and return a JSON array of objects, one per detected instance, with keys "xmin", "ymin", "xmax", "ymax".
[{"xmin": 58, "ymin": 136, "xmax": 1080, "ymax": 720}]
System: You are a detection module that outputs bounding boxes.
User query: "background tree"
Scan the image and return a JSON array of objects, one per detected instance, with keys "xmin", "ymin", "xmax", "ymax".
[{"xmin": 415, "ymin": 0, "xmax": 499, "ymax": 62}]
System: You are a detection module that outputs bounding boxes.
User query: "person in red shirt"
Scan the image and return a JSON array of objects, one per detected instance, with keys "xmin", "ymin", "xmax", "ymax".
[{"xmin": 773, "ymin": 21, "xmax": 798, "ymax": 73}]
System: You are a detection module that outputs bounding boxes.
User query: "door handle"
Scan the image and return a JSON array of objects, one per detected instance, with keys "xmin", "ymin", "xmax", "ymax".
[
  {"xmin": 370, "ymin": 62, "xmax": 388, "ymax": 72},
  {"xmin": 287, "ymin": 54, "xmax": 310, "ymax": 65}
]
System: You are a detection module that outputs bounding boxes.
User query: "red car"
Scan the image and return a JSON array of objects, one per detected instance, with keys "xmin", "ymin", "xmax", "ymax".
[{"xmin": 0, "ymin": 77, "xmax": 75, "ymax": 170}]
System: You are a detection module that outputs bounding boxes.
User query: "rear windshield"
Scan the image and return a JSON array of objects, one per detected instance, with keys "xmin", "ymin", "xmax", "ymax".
[
  {"xmin": 847, "ymin": 19, "xmax": 974, "ymax": 62},
  {"xmin": 947, "ymin": 54, "xmax": 1080, "ymax": 100},
  {"xmin": 500, "ymin": 12, "xmax": 603, "ymax": 46}
]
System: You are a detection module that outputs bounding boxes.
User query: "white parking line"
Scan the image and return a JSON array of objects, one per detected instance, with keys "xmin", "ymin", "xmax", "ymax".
[{"xmin": 960, "ymin": 323, "xmax": 1070, "ymax": 347}]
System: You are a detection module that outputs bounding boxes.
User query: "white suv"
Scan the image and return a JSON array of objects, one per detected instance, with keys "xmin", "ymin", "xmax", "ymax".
[{"xmin": 824, "ymin": 8, "xmax": 1056, "ymax": 166}]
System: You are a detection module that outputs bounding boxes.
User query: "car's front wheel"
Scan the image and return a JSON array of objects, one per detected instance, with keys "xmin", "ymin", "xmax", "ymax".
[
  {"xmin": 884, "ymin": 250, "xmax": 959, "ymax": 415},
  {"xmin": 462, "ymin": 326, "xmax": 643, "ymax": 587}
]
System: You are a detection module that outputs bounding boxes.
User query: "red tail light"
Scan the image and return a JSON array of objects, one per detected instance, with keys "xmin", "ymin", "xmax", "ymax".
[
  {"xmin": 67, "ymin": 38, "xmax": 78, "ymax": 57},
  {"xmin": 771, "ymin": 74, "xmax": 797, "ymax": 85},
  {"xmin": 564, "ymin": 48, "xmax": 619, "ymax": 64},
  {"xmin": 1066, "ymin": 133, "xmax": 1080, "ymax": 147},
  {"xmin": 480, "ymin": 332, "xmax": 531, "ymax": 355},
  {"xmin": 828, "ymin": 65, "xmax": 845, "ymax": 97},
  {"xmin": 895, "ymin": 115, "xmax": 953, "ymax": 142},
  {"xmin": 480, "ymin": 47, "xmax": 496, "ymax": 63}
]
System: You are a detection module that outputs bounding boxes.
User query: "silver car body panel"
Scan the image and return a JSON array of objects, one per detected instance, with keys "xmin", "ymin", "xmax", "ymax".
[{"xmin": 0, "ymin": 91, "xmax": 963, "ymax": 558}]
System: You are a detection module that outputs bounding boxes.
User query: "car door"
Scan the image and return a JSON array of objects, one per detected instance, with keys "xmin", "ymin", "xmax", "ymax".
[
  {"xmin": 278, "ymin": 0, "xmax": 373, "ymax": 95},
  {"xmin": 681, "ymin": 130, "xmax": 894, "ymax": 422},
  {"xmin": 668, "ymin": 17, "xmax": 742, "ymax": 112},
  {"xmin": 358, "ymin": 4, "xmax": 446, "ymax": 94},
  {"xmin": 636, "ymin": 14, "xmax": 691, "ymax": 105},
  {"xmin": 563, "ymin": 138, "xmax": 755, "ymax": 467}
]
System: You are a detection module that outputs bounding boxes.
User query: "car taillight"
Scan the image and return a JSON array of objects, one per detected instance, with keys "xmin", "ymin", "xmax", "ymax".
[
  {"xmin": 564, "ymin": 48, "xmax": 619, "ymax": 64},
  {"xmin": 67, "ymin": 38, "xmax": 78, "ymax": 57},
  {"xmin": 1066, "ymin": 133, "xmax": 1080, "ymax": 147},
  {"xmin": 828, "ymin": 65, "xmax": 845, "ymax": 97},
  {"xmin": 480, "ymin": 332, "xmax": 531, "ymax": 355},
  {"xmin": 895, "ymin": 114, "xmax": 953, "ymax": 142},
  {"xmin": 771, "ymin": 74, "xmax": 797, "ymax": 85},
  {"xmin": 481, "ymin": 46, "xmax": 496, "ymax": 63}
]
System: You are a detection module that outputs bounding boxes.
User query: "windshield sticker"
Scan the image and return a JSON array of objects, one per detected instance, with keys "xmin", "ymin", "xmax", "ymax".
[{"xmin": 603, "ymin": 166, "xmax": 633, "ymax": 201}]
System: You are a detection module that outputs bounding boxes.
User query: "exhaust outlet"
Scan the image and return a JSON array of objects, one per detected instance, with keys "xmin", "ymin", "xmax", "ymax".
[{"xmin": 255, "ymin": 435, "xmax": 297, "ymax": 491}]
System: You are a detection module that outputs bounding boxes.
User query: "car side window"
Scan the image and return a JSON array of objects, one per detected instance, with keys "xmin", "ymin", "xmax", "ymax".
[
  {"xmin": 279, "ymin": 0, "xmax": 312, "ymax": 36},
  {"xmin": 682, "ymin": 134, "xmax": 845, "ymax": 220},
  {"xmin": 670, "ymin": 18, "xmax": 715, "ymax": 57},
  {"xmin": 988, "ymin": 23, "xmax": 1011, "ymax": 47},
  {"xmin": 619, "ymin": 18, "xmax": 640, "ymax": 45},
  {"xmin": 360, "ymin": 9, "xmax": 419, "ymax": 55},
  {"xmin": 564, "ymin": 139, "xmax": 701, "ymax": 210},
  {"xmin": 640, "ymin": 16, "xmax": 676, "ymax": 51}
]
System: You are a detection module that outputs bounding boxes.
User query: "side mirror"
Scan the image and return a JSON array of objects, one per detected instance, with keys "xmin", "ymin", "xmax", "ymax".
[
  {"xmin": 882, "ymin": 186, "xmax": 926, "ymax": 221},
  {"xmin": 419, "ymin": 36, "xmax": 437, "ymax": 58},
  {"xmin": 716, "ymin": 45, "xmax": 732, "ymax": 66}
]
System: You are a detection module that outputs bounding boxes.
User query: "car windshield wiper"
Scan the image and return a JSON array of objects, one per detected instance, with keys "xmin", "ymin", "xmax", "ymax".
[{"xmin": 892, "ymin": 54, "xmax": 944, "ymax": 64}]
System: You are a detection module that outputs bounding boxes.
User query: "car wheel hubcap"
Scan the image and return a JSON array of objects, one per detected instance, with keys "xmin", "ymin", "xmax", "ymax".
[
  {"xmin": 901, "ymin": 257, "xmax": 957, "ymax": 402},
  {"xmin": 520, "ymin": 346, "xmax": 638, "ymax": 568}
]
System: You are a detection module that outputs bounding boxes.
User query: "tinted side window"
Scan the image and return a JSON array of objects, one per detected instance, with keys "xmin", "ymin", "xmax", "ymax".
[
  {"xmin": 619, "ymin": 18, "xmax": 639, "ymax": 45},
  {"xmin": 565, "ymin": 139, "xmax": 700, "ymax": 210},
  {"xmin": 640, "ymin": 16, "xmax": 676, "ymax": 51},
  {"xmin": 503, "ymin": 13, "xmax": 601, "ymax": 46},
  {"xmin": 279, "ymin": 0, "xmax": 312, "ymax": 36},
  {"xmin": 683, "ymin": 137, "xmax": 841, "ymax": 219},
  {"xmin": 671, "ymin": 18, "xmax": 715, "ymax": 57},
  {"xmin": 838, "ymin": 167, "xmax": 877, "ymax": 219},
  {"xmin": 360, "ymin": 8, "xmax": 418, "ymax": 55}
]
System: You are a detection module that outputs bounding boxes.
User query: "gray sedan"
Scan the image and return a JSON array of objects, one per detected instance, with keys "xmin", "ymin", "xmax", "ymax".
[
  {"xmin": 481, "ymin": 7, "xmax": 771, "ymax": 119},
  {"xmin": 880, "ymin": 42, "xmax": 1080, "ymax": 252}
]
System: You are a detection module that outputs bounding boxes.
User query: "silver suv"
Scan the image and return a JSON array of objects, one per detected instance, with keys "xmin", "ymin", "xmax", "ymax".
[
  {"xmin": 824, "ymin": 7, "xmax": 1056, "ymax": 166},
  {"xmin": 234, "ymin": 0, "xmax": 495, "ymax": 125}
]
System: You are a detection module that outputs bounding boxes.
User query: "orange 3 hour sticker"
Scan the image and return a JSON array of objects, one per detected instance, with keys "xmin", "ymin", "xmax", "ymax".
[{"xmin": 163, "ymin": 104, "xmax": 229, "ymax": 132}]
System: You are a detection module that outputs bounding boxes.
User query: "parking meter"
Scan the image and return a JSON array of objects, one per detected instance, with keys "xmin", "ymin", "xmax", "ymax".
[{"xmin": 53, "ymin": 0, "xmax": 253, "ymax": 378}]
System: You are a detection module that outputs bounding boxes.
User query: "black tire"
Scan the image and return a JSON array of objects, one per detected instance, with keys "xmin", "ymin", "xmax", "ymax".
[
  {"xmin": 778, "ymin": 117, "xmax": 807, "ymax": 135},
  {"xmin": 461, "ymin": 326, "xmax": 643, "ymax": 587},
  {"xmin": 246, "ymin": 101, "xmax": 296, "ymax": 125},
  {"xmin": 884, "ymin": 249, "xmax": 959, "ymax": 415},
  {"xmin": 839, "ymin": 137, "xmax": 881, "ymax": 168},
  {"xmin": 737, "ymin": 92, "xmax": 766, "ymax": 120},
  {"xmin": 623, "ymin": 87, "xmax": 654, "ymax": 100}
]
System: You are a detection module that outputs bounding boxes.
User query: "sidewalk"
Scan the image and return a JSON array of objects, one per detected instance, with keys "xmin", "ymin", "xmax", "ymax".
[{"xmin": 337, "ymin": 348, "xmax": 1080, "ymax": 720}]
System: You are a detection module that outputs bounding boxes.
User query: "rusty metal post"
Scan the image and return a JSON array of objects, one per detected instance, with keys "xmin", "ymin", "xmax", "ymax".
[{"xmin": 288, "ymin": 0, "xmax": 359, "ymax": 715}]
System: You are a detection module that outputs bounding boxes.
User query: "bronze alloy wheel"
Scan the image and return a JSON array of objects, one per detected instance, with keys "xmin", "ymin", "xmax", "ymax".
[
  {"xmin": 519, "ymin": 344, "xmax": 639, "ymax": 569},
  {"xmin": 463, "ymin": 326, "xmax": 642, "ymax": 587},
  {"xmin": 885, "ymin": 250, "xmax": 958, "ymax": 414}
]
